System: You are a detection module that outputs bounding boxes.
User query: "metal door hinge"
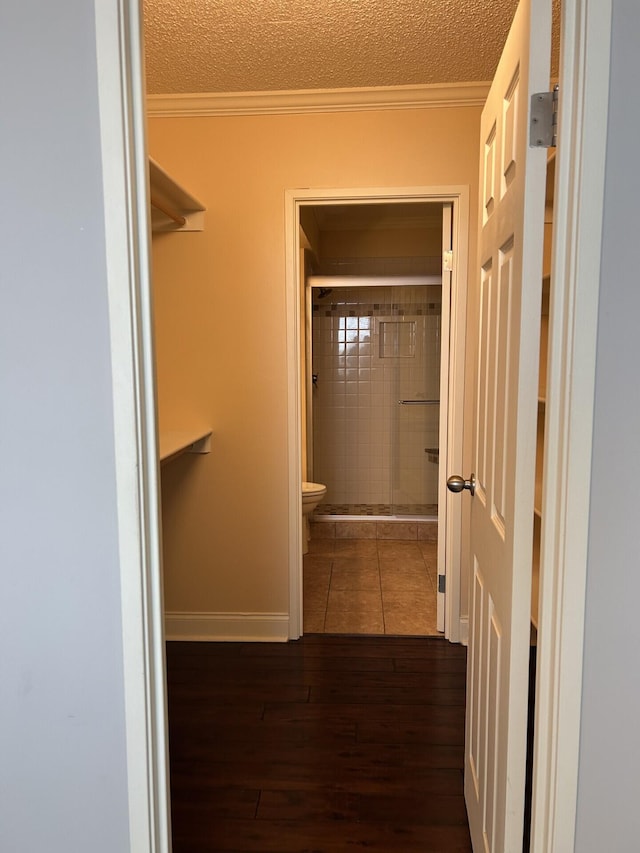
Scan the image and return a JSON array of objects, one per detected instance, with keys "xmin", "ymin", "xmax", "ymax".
[
  {"xmin": 529, "ymin": 85, "xmax": 559, "ymax": 148},
  {"xmin": 438, "ymin": 574, "xmax": 446, "ymax": 594},
  {"xmin": 443, "ymin": 250, "xmax": 453, "ymax": 272}
]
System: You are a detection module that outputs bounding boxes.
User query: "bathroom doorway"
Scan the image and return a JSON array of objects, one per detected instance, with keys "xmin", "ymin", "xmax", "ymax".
[{"xmin": 285, "ymin": 187, "xmax": 469, "ymax": 642}]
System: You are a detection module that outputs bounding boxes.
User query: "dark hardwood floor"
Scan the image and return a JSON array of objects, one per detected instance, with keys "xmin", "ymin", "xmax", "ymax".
[{"xmin": 166, "ymin": 635, "xmax": 472, "ymax": 852}]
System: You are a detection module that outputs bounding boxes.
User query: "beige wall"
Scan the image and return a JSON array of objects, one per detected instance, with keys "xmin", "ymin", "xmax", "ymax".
[
  {"xmin": 148, "ymin": 105, "xmax": 480, "ymax": 627},
  {"xmin": 319, "ymin": 225, "xmax": 442, "ymax": 261}
]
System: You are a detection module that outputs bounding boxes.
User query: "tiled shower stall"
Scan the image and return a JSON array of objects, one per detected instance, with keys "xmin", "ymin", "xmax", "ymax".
[{"xmin": 311, "ymin": 283, "xmax": 441, "ymax": 517}]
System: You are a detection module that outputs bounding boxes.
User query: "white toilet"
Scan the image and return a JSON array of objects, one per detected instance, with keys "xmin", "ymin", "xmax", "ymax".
[{"xmin": 302, "ymin": 482, "xmax": 327, "ymax": 554}]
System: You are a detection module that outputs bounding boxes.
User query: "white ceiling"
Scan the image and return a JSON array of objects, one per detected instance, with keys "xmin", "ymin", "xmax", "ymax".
[{"xmin": 143, "ymin": 0, "xmax": 559, "ymax": 96}]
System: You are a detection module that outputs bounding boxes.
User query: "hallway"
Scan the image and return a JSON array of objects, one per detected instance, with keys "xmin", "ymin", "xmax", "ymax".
[{"xmin": 167, "ymin": 634, "xmax": 471, "ymax": 852}]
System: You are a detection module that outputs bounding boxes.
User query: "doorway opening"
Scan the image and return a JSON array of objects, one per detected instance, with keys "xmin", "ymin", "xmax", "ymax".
[
  {"xmin": 305, "ymin": 202, "xmax": 443, "ymax": 521},
  {"xmin": 285, "ymin": 187, "xmax": 469, "ymax": 643}
]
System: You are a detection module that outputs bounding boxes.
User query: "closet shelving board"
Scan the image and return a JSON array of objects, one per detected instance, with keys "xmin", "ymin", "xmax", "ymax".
[
  {"xmin": 159, "ymin": 429, "xmax": 212, "ymax": 465},
  {"xmin": 149, "ymin": 157, "xmax": 205, "ymax": 232},
  {"xmin": 150, "ymin": 159, "xmax": 210, "ymax": 463}
]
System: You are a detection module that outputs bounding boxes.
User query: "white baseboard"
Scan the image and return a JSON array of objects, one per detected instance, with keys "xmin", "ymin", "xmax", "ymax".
[
  {"xmin": 459, "ymin": 616, "xmax": 469, "ymax": 646},
  {"xmin": 164, "ymin": 611, "xmax": 290, "ymax": 642}
]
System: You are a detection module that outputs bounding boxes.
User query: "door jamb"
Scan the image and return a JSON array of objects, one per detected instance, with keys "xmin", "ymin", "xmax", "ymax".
[
  {"xmin": 95, "ymin": 2, "xmax": 171, "ymax": 850},
  {"xmin": 284, "ymin": 186, "xmax": 469, "ymax": 642},
  {"xmin": 530, "ymin": 0, "xmax": 612, "ymax": 848}
]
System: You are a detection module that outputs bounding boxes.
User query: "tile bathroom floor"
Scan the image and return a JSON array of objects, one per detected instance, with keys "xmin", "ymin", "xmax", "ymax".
[{"xmin": 303, "ymin": 537, "xmax": 440, "ymax": 636}]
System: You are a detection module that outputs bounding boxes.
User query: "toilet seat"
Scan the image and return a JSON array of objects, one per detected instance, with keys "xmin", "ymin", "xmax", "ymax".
[{"xmin": 303, "ymin": 481, "xmax": 326, "ymax": 498}]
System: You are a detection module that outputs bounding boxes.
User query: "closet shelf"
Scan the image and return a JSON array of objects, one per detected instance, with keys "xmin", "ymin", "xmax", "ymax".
[
  {"xmin": 534, "ymin": 475, "xmax": 543, "ymax": 518},
  {"xmin": 532, "ymin": 514, "xmax": 541, "ymax": 629},
  {"xmin": 159, "ymin": 429, "xmax": 212, "ymax": 464},
  {"xmin": 149, "ymin": 158, "xmax": 205, "ymax": 232},
  {"xmin": 531, "ymin": 567, "xmax": 540, "ymax": 629}
]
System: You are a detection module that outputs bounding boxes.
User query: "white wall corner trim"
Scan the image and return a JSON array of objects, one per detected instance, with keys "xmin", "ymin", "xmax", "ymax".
[
  {"xmin": 146, "ymin": 82, "xmax": 491, "ymax": 118},
  {"xmin": 165, "ymin": 612, "xmax": 290, "ymax": 642}
]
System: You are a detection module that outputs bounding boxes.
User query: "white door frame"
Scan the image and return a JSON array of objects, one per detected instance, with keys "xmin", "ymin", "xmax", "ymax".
[
  {"xmin": 438, "ymin": 202, "xmax": 454, "ymax": 635},
  {"xmin": 530, "ymin": 0, "xmax": 612, "ymax": 848},
  {"xmin": 284, "ymin": 186, "xmax": 469, "ymax": 643},
  {"xmin": 95, "ymin": 2, "xmax": 170, "ymax": 851},
  {"xmin": 94, "ymin": 0, "xmax": 612, "ymax": 850}
]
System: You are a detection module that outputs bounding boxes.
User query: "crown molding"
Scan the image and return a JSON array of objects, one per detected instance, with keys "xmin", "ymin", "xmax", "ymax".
[{"xmin": 146, "ymin": 82, "xmax": 490, "ymax": 118}]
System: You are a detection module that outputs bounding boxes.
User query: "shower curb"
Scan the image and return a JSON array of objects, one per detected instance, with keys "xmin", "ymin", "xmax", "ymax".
[{"xmin": 310, "ymin": 517, "xmax": 437, "ymax": 541}]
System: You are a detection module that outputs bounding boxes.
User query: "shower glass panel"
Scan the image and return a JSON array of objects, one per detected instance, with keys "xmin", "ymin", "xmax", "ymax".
[{"xmin": 312, "ymin": 282, "xmax": 441, "ymax": 517}]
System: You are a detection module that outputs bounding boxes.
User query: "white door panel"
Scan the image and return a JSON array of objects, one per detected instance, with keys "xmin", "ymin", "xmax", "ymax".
[{"xmin": 464, "ymin": 0, "xmax": 551, "ymax": 849}]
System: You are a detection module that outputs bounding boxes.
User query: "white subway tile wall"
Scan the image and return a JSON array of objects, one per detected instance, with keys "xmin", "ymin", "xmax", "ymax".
[{"xmin": 312, "ymin": 285, "xmax": 441, "ymax": 512}]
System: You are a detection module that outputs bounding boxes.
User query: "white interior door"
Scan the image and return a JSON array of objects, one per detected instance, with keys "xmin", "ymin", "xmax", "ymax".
[{"xmin": 464, "ymin": 0, "xmax": 551, "ymax": 849}]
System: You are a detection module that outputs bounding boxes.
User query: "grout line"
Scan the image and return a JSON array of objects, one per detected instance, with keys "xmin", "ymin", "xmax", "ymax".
[{"xmin": 378, "ymin": 540, "xmax": 389, "ymax": 636}]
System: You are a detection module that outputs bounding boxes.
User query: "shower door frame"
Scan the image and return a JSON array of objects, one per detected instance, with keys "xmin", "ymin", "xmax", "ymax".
[{"xmin": 285, "ymin": 186, "xmax": 470, "ymax": 643}]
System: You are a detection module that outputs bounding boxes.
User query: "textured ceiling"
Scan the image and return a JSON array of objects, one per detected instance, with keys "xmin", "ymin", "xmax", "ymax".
[{"xmin": 143, "ymin": 0, "xmax": 540, "ymax": 95}]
